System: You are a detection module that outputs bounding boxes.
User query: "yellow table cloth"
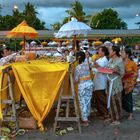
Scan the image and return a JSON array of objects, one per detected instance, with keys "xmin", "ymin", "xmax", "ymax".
[
  {"xmin": 0, "ymin": 65, "xmax": 9, "ymax": 120},
  {"xmin": 12, "ymin": 60, "xmax": 69, "ymax": 131}
]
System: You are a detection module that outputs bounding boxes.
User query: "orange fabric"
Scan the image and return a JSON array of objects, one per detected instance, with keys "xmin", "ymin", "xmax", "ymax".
[
  {"xmin": 123, "ymin": 59, "xmax": 138, "ymax": 94},
  {"xmin": 79, "ymin": 76, "xmax": 91, "ymax": 81}
]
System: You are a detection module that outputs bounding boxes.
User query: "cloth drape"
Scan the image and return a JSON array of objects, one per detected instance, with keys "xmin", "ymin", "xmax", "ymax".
[{"xmin": 11, "ymin": 60, "xmax": 69, "ymax": 130}]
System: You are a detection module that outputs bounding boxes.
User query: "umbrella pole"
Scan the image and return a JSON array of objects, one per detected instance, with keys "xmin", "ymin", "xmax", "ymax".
[
  {"xmin": 73, "ymin": 35, "xmax": 77, "ymax": 51},
  {"xmin": 22, "ymin": 36, "xmax": 26, "ymax": 54}
]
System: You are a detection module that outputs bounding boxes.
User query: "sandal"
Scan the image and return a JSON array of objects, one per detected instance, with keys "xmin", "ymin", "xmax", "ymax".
[{"xmin": 82, "ymin": 121, "xmax": 89, "ymax": 127}]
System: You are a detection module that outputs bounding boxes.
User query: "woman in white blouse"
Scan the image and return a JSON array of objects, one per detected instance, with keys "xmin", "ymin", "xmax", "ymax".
[{"xmin": 93, "ymin": 46, "xmax": 109, "ymax": 119}]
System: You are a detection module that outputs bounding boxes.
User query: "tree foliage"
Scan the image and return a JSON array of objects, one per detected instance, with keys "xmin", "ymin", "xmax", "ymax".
[
  {"xmin": 66, "ymin": 0, "xmax": 86, "ymax": 22},
  {"xmin": 0, "ymin": 2, "xmax": 45, "ymax": 30},
  {"xmin": 90, "ymin": 8, "xmax": 127, "ymax": 29},
  {"xmin": 51, "ymin": 22, "xmax": 61, "ymax": 30}
]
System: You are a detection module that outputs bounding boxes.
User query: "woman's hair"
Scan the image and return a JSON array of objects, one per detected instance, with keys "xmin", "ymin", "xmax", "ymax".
[
  {"xmin": 124, "ymin": 48, "xmax": 132, "ymax": 59},
  {"xmin": 0, "ymin": 49, "xmax": 4, "ymax": 58},
  {"xmin": 111, "ymin": 46, "xmax": 120, "ymax": 57},
  {"xmin": 85, "ymin": 51, "xmax": 91, "ymax": 56},
  {"xmin": 101, "ymin": 46, "xmax": 109, "ymax": 56},
  {"xmin": 76, "ymin": 51, "xmax": 85, "ymax": 64},
  {"xmin": 4, "ymin": 47, "xmax": 12, "ymax": 51}
]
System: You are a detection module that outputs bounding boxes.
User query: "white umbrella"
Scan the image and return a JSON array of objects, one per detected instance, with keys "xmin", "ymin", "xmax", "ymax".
[
  {"xmin": 55, "ymin": 17, "xmax": 91, "ymax": 50},
  {"xmin": 30, "ymin": 41, "xmax": 37, "ymax": 46},
  {"xmin": 104, "ymin": 41, "xmax": 113, "ymax": 47},
  {"xmin": 55, "ymin": 17, "xmax": 91, "ymax": 38}
]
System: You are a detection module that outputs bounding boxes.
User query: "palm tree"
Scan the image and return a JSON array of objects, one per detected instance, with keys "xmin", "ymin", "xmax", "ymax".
[
  {"xmin": 135, "ymin": 22, "xmax": 140, "ymax": 29},
  {"xmin": 51, "ymin": 22, "xmax": 61, "ymax": 30},
  {"xmin": 66, "ymin": 0, "xmax": 86, "ymax": 22},
  {"xmin": 23, "ymin": 2, "xmax": 37, "ymax": 17},
  {"xmin": 12, "ymin": 9, "xmax": 23, "ymax": 26},
  {"xmin": 22, "ymin": 2, "xmax": 45, "ymax": 29}
]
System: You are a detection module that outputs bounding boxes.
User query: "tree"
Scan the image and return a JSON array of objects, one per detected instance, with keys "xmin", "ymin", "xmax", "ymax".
[
  {"xmin": 0, "ymin": 2, "xmax": 46, "ymax": 30},
  {"xmin": 12, "ymin": 9, "xmax": 24, "ymax": 27},
  {"xmin": 90, "ymin": 8, "xmax": 127, "ymax": 29},
  {"xmin": 135, "ymin": 22, "xmax": 140, "ymax": 29},
  {"xmin": 23, "ymin": 2, "xmax": 45, "ymax": 29},
  {"xmin": 51, "ymin": 22, "xmax": 61, "ymax": 30},
  {"xmin": 66, "ymin": 0, "xmax": 86, "ymax": 22},
  {"xmin": 0, "ymin": 15, "xmax": 14, "ymax": 30}
]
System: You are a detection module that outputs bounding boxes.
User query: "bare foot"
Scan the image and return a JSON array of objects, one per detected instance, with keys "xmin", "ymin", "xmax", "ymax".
[
  {"xmin": 128, "ymin": 114, "xmax": 134, "ymax": 121},
  {"xmin": 104, "ymin": 118, "xmax": 112, "ymax": 123},
  {"xmin": 110, "ymin": 121, "xmax": 120, "ymax": 126}
]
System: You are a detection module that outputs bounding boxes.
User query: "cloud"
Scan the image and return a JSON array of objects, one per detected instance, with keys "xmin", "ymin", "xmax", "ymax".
[
  {"xmin": 0, "ymin": 0, "xmax": 140, "ymax": 29},
  {"xmin": 1, "ymin": 0, "xmax": 140, "ymax": 8},
  {"xmin": 37, "ymin": 7, "xmax": 68, "ymax": 29}
]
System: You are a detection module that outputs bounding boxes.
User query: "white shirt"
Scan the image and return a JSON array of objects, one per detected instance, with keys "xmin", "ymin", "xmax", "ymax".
[
  {"xmin": 93, "ymin": 56, "xmax": 109, "ymax": 91},
  {"xmin": 53, "ymin": 52, "xmax": 63, "ymax": 57}
]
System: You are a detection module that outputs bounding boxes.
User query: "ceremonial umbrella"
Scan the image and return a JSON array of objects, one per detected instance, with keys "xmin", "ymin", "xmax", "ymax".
[
  {"xmin": 55, "ymin": 17, "xmax": 91, "ymax": 50},
  {"xmin": 7, "ymin": 20, "xmax": 38, "ymax": 51}
]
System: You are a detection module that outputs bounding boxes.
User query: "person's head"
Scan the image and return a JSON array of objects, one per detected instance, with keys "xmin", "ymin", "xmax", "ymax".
[
  {"xmin": 109, "ymin": 46, "xmax": 120, "ymax": 58},
  {"xmin": 85, "ymin": 51, "xmax": 91, "ymax": 58},
  {"xmin": 98, "ymin": 46, "xmax": 109, "ymax": 57},
  {"xmin": 3, "ymin": 47, "xmax": 12, "ymax": 57},
  {"xmin": 64, "ymin": 49, "xmax": 69, "ymax": 56},
  {"xmin": 76, "ymin": 51, "xmax": 85, "ymax": 64},
  {"xmin": 121, "ymin": 48, "xmax": 132, "ymax": 59}
]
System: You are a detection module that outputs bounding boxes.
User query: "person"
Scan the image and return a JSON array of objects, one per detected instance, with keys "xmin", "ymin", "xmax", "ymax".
[
  {"xmin": 53, "ymin": 47, "xmax": 63, "ymax": 57},
  {"xmin": 84, "ymin": 51, "xmax": 92, "ymax": 64},
  {"xmin": 107, "ymin": 46, "xmax": 125, "ymax": 125},
  {"xmin": 92, "ymin": 46, "xmax": 109, "ymax": 119},
  {"xmin": 0, "ymin": 49, "xmax": 4, "ymax": 58},
  {"xmin": 3, "ymin": 47, "xmax": 12, "ymax": 57},
  {"xmin": 121, "ymin": 48, "xmax": 138, "ymax": 120},
  {"xmin": 74, "ymin": 51, "xmax": 93, "ymax": 126}
]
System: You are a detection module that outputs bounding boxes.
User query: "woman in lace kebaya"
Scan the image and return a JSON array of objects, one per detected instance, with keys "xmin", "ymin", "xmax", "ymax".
[
  {"xmin": 74, "ymin": 51, "xmax": 94, "ymax": 126},
  {"xmin": 107, "ymin": 46, "xmax": 125, "ymax": 125}
]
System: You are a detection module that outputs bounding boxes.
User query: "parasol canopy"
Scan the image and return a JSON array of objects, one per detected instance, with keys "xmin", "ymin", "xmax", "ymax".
[
  {"xmin": 94, "ymin": 41, "xmax": 103, "ymax": 46},
  {"xmin": 55, "ymin": 17, "xmax": 91, "ymax": 38},
  {"xmin": 104, "ymin": 41, "xmax": 113, "ymax": 47},
  {"xmin": 112, "ymin": 37, "xmax": 122, "ymax": 43},
  {"xmin": 7, "ymin": 20, "xmax": 38, "ymax": 52},
  {"xmin": 7, "ymin": 20, "xmax": 38, "ymax": 38}
]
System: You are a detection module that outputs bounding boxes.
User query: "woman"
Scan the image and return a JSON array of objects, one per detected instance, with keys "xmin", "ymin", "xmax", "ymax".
[
  {"xmin": 121, "ymin": 48, "xmax": 138, "ymax": 120},
  {"xmin": 107, "ymin": 46, "xmax": 125, "ymax": 125},
  {"xmin": 85, "ymin": 51, "xmax": 92, "ymax": 64},
  {"xmin": 74, "ymin": 51, "xmax": 93, "ymax": 126},
  {"xmin": 93, "ymin": 46, "xmax": 109, "ymax": 119}
]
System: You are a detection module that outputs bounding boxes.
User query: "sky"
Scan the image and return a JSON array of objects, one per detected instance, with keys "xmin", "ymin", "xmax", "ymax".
[{"xmin": 0, "ymin": 0, "xmax": 140, "ymax": 29}]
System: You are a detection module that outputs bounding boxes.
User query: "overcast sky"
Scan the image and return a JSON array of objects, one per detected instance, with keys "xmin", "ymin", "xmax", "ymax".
[{"xmin": 0, "ymin": 0, "xmax": 140, "ymax": 29}]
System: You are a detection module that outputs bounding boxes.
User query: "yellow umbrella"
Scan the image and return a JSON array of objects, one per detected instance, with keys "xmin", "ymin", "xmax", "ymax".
[
  {"xmin": 7, "ymin": 20, "xmax": 38, "ymax": 50},
  {"xmin": 41, "ymin": 41, "xmax": 48, "ymax": 47},
  {"xmin": 94, "ymin": 41, "xmax": 103, "ymax": 46},
  {"xmin": 112, "ymin": 38, "xmax": 122, "ymax": 43}
]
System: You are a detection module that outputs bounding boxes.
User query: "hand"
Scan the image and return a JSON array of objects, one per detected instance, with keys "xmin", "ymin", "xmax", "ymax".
[
  {"xmin": 94, "ymin": 62, "xmax": 100, "ymax": 68},
  {"xmin": 112, "ymin": 68, "xmax": 119, "ymax": 74}
]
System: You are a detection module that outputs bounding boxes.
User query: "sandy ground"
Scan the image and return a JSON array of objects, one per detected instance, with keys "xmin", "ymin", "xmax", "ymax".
[{"xmin": 16, "ymin": 88, "xmax": 140, "ymax": 140}]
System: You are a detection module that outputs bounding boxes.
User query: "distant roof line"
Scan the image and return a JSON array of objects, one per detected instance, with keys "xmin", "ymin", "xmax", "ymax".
[{"xmin": 0, "ymin": 29, "xmax": 140, "ymax": 39}]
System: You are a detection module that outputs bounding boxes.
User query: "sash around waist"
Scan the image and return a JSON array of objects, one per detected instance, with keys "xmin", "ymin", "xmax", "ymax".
[{"xmin": 79, "ymin": 76, "xmax": 91, "ymax": 81}]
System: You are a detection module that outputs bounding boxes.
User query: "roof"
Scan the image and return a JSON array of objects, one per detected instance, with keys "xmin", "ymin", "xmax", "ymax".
[{"xmin": 0, "ymin": 29, "xmax": 140, "ymax": 39}]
